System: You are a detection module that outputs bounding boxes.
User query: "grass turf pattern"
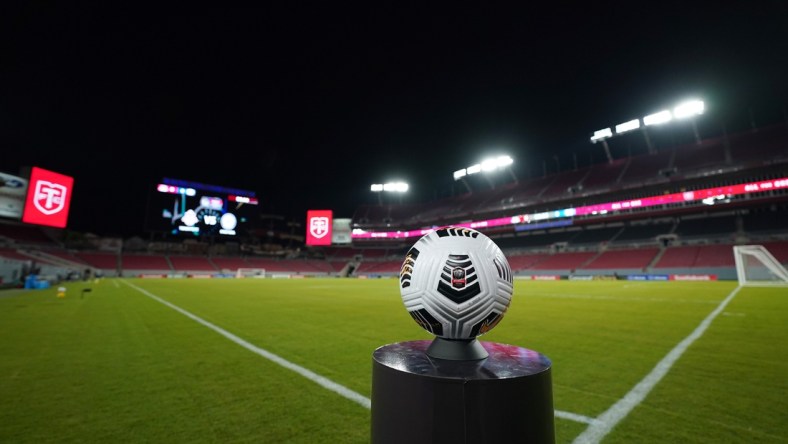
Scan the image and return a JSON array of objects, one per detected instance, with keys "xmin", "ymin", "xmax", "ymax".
[{"xmin": 0, "ymin": 279, "xmax": 785, "ymax": 443}]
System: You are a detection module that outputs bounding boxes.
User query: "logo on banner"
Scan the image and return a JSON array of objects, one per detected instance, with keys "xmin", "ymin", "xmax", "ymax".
[
  {"xmin": 33, "ymin": 180, "xmax": 68, "ymax": 215},
  {"xmin": 310, "ymin": 216, "xmax": 330, "ymax": 238}
]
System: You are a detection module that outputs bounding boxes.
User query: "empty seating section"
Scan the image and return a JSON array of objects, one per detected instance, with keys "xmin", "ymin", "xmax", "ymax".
[
  {"xmin": 579, "ymin": 159, "xmax": 627, "ymax": 191},
  {"xmin": 539, "ymin": 169, "xmax": 590, "ymax": 201},
  {"xmin": 672, "ymin": 140, "xmax": 727, "ymax": 174},
  {"xmin": 44, "ymin": 249, "xmax": 91, "ymax": 265},
  {"xmin": 169, "ymin": 255, "xmax": 217, "ymax": 271},
  {"xmin": 507, "ymin": 176, "xmax": 556, "ymax": 208},
  {"xmin": 530, "ymin": 252, "xmax": 596, "ymax": 270},
  {"xmin": 243, "ymin": 258, "xmax": 333, "ymax": 273},
  {"xmin": 653, "ymin": 246, "xmax": 698, "ymax": 268},
  {"xmin": 617, "ymin": 150, "xmax": 672, "ymax": 185},
  {"xmin": 675, "ymin": 216, "xmax": 736, "ymax": 239},
  {"xmin": 494, "ymin": 230, "xmax": 579, "ymax": 250},
  {"xmin": 506, "ymin": 253, "xmax": 547, "ymax": 271},
  {"xmin": 120, "ymin": 254, "xmax": 169, "ymax": 270},
  {"xmin": 743, "ymin": 207, "xmax": 788, "ymax": 234},
  {"xmin": 660, "ymin": 246, "xmax": 693, "ymax": 268},
  {"xmin": 762, "ymin": 241, "xmax": 788, "ymax": 263},
  {"xmin": 210, "ymin": 257, "xmax": 251, "ymax": 270},
  {"xmin": 330, "ymin": 248, "xmax": 363, "ymax": 260},
  {"xmin": 613, "ymin": 223, "xmax": 673, "ymax": 244},
  {"xmin": 0, "ymin": 248, "xmax": 32, "ymax": 261},
  {"xmin": 729, "ymin": 124, "xmax": 788, "ymax": 165},
  {"xmin": 693, "ymin": 245, "xmax": 735, "ymax": 267},
  {"xmin": 355, "ymin": 260, "xmax": 401, "ymax": 274},
  {"xmin": 76, "ymin": 252, "xmax": 120, "ymax": 269},
  {"xmin": 357, "ymin": 249, "xmax": 388, "ymax": 259},
  {"xmin": 569, "ymin": 226, "xmax": 622, "ymax": 245},
  {"xmin": 0, "ymin": 224, "xmax": 56, "ymax": 245},
  {"xmin": 581, "ymin": 248, "xmax": 658, "ymax": 270}
]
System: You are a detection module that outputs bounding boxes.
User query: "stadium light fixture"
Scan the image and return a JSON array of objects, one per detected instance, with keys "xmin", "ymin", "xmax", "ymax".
[
  {"xmin": 371, "ymin": 181, "xmax": 408, "ymax": 192},
  {"xmin": 495, "ymin": 155, "xmax": 513, "ymax": 167},
  {"xmin": 462, "ymin": 155, "xmax": 514, "ymax": 176},
  {"xmin": 481, "ymin": 158, "xmax": 498, "ymax": 172},
  {"xmin": 673, "ymin": 99, "xmax": 705, "ymax": 119},
  {"xmin": 590, "ymin": 128, "xmax": 613, "ymax": 143},
  {"xmin": 615, "ymin": 119, "xmax": 640, "ymax": 134},
  {"xmin": 385, "ymin": 182, "xmax": 408, "ymax": 192},
  {"xmin": 643, "ymin": 110, "xmax": 673, "ymax": 126}
]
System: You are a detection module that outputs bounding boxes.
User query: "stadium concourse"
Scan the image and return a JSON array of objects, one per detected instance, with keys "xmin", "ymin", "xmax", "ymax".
[{"xmin": 1, "ymin": 121, "xmax": 788, "ymax": 286}]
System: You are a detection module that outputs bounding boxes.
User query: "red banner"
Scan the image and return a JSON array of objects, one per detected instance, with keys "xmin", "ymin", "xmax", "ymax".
[
  {"xmin": 306, "ymin": 210, "xmax": 333, "ymax": 246},
  {"xmin": 22, "ymin": 167, "xmax": 74, "ymax": 228}
]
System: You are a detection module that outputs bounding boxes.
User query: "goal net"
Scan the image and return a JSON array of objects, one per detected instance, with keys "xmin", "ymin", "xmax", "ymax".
[
  {"xmin": 235, "ymin": 268, "xmax": 266, "ymax": 278},
  {"xmin": 733, "ymin": 245, "xmax": 788, "ymax": 286}
]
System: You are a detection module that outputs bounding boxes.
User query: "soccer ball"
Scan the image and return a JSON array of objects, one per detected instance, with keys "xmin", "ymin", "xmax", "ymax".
[{"xmin": 399, "ymin": 226, "xmax": 514, "ymax": 340}]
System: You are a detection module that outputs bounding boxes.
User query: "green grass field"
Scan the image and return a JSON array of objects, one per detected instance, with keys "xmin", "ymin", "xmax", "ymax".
[{"xmin": 0, "ymin": 278, "xmax": 786, "ymax": 443}]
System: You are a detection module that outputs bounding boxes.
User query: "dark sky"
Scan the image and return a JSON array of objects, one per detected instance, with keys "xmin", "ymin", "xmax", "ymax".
[{"xmin": 3, "ymin": 4, "xmax": 788, "ymax": 237}]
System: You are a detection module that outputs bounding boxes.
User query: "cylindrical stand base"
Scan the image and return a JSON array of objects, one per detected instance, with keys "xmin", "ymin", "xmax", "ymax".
[{"xmin": 371, "ymin": 340, "xmax": 554, "ymax": 444}]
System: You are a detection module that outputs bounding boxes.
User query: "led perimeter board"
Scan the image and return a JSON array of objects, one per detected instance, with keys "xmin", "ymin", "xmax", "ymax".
[{"xmin": 148, "ymin": 178, "xmax": 258, "ymax": 237}]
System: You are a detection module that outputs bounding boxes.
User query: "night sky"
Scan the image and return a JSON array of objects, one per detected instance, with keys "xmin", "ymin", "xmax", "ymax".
[{"xmin": 3, "ymin": 4, "xmax": 788, "ymax": 237}]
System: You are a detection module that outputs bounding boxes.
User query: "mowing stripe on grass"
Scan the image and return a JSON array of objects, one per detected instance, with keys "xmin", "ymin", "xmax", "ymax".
[
  {"xmin": 122, "ymin": 280, "xmax": 371, "ymax": 409},
  {"xmin": 572, "ymin": 285, "xmax": 743, "ymax": 444},
  {"xmin": 122, "ymin": 280, "xmax": 594, "ymax": 424}
]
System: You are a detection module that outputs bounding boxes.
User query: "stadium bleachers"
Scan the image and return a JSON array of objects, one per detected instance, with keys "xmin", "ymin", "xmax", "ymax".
[
  {"xmin": 581, "ymin": 248, "xmax": 660, "ymax": 270},
  {"xmin": 76, "ymin": 252, "xmax": 120, "ymax": 270},
  {"xmin": 617, "ymin": 149, "xmax": 673, "ymax": 186},
  {"xmin": 210, "ymin": 256, "xmax": 252, "ymax": 271},
  {"xmin": 530, "ymin": 251, "xmax": 597, "ymax": 271},
  {"xmin": 0, "ymin": 223, "xmax": 58, "ymax": 245},
  {"xmin": 578, "ymin": 159, "xmax": 628, "ymax": 193},
  {"xmin": 120, "ymin": 254, "xmax": 170, "ymax": 271},
  {"xmin": 169, "ymin": 255, "xmax": 217, "ymax": 272}
]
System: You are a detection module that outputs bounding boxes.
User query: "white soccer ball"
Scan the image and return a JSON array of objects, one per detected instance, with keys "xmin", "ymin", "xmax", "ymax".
[{"xmin": 399, "ymin": 226, "xmax": 514, "ymax": 340}]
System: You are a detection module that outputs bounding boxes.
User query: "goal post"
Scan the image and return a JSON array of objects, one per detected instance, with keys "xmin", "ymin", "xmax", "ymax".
[
  {"xmin": 235, "ymin": 268, "xmax": 266, "ymax": 278},
  {"xmin": 733, "ymin": 245, "xmax": 788, "ymax": 286}
]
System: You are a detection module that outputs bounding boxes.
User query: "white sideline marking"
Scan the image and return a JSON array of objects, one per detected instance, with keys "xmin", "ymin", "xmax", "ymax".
[
  {"xmin": 122, "ymin": 281, "xmax": 371, "ymax": 408},
  {"xmin": 122, "ymin": 280, "xmax": 590, "ymax": 423},
  {"xmin": 555, "ymin": 410, "xmax": 598, "ymax": 425},
  {"xmin": 572, "ymin": 286, "xmax": 743, "ymax": 444}
]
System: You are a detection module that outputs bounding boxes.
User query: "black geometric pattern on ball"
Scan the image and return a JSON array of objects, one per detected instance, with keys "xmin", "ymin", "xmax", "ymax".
[
  {"xmin": 400, "ymin": 247, "xmax": 419, "ymax": 289},
  {"xmin": 493, "ymin": 256, "xmax": 513, "ymax": 284},
  {"xmin": 437, "ymin": 254, "xmax": 481, "ymax": 303},
  {"xmin": 469, "ymin": 311, "xmax": 503, "ymax": 337},
  {"xmin": 408, "ymin": 308, "xmax": 443, "ymax": 336},
  {"xmin": 435, "ymin": 227, "xmax": 480, "ymax": 238}
]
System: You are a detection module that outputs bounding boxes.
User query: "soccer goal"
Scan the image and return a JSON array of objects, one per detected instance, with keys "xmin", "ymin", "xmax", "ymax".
[
  {"xmin": 235, "ymin": 268, "xmax": 266, "ymax": 279},
  {"xmin": 733, "ymin": 245, "xmax": 788, "ymax": 286}
]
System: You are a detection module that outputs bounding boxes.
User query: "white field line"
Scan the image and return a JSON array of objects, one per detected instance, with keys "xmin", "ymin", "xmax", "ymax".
[
  {"xmin": 528, "ymin": 291, "xmax": 719, "ymax": 305},
  {"xmin": 572, "ymin": 285, "xmax": 744, "ymax": 444},
  {"xmin": 122, "ymin": 280, "xmax": 371, "ymax": 408},
  {"xmin": 122, "ymin": 280, "xmax": 592, "ymax": 423}
]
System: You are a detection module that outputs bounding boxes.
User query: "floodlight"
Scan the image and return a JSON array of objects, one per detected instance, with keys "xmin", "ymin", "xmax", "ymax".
[
  {"xmin": 467, "ymin": 164, "xmax": 482, "ymax": 175},
  {"xmin": 643, "ymin": 110, "xmax": 672, "ymax": 126},
  {"xmin": 371, "ymin": 184, "xmax": 383, "ymax": 192},
  {"xmin": 496, "ymin": 155, "xmax": 513, "ymax": 167},
  {"xmin": 481, "ymin": 158, "xmax": 498, "ymax": 172},
  {"xmin": 453, "ymin": 169, "xmax": 467, "ymax": 180},
  {"xmin": 590, "ymin": 128, "xmax": 613, "ymax": 142},
  {"xmin": 383, "ymin": 182, "xmax": 408, "ymax": 192},
  {"xmin": 615, "ymin": 119, "xmax": 640, "ymax": 134},
  {"xmin": 673, "ymin": 100, "xmax": 705, "ymax": 118}
]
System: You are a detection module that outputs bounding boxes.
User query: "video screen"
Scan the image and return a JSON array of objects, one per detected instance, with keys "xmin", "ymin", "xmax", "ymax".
[{"xmin": 147, "ymin": 178, "xmax": 258, "ymax": 237}]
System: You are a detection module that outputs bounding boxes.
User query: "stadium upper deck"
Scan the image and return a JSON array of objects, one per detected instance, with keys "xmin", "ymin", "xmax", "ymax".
[{"xmin": 351, "ymin": 123, "xmax": 788, "ymax": 233}]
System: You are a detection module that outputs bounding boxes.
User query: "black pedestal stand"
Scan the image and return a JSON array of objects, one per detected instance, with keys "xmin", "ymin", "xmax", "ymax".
[{"xmin": 371, "ymin": 340, "xmax": 555, "ymax": 444}]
